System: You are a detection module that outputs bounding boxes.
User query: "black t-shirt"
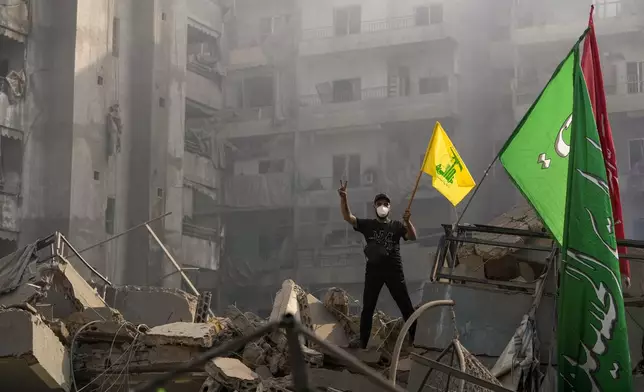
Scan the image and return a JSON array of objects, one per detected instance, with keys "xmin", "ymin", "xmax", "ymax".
[{"xmin": 354, "ymin": 218, "xmax": 408, "ymax": 265}]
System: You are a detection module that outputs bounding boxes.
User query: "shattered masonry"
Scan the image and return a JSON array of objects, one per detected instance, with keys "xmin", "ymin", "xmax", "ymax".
[{"xmin": 0, "ymin": 241, "xmax": 418, "ymax": 392}]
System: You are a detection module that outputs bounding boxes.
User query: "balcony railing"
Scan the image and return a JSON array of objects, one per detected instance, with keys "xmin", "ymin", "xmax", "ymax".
[
  {"xmin": 182, "ymin": 220, "xmax": 219, "ymax": 242},
  {"xmin": 227, "ymin": 106, "xmax": 274, "ymax": 122},
  {"xmin": 302, "ymin": 15, "xmax": 425, "ymax": 41},
  {"xmin": 299, "ymin": 86, "xmax": 392, "ymax": 107},
  {"xmin": 514, "ymin": 80, "xmax": 644, "ymax": 106}
]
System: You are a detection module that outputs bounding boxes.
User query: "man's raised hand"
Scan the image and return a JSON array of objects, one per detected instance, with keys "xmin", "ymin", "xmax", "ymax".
[{"xmin": 338, "ymin": 180, "xmax": 348, "ymax": 198}]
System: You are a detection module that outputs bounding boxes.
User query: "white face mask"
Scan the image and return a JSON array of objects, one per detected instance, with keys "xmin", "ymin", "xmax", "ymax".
[{"xmin": 376, "ymin": 205, "xmax": 390, "ymax": 218}]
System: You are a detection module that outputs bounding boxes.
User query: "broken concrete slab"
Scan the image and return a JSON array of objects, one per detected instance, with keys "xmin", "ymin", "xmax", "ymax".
[
  {"xmin": 205, "ymin": 357, "xmax": 260, "ymax": 392},
  {"xmin": 0, "ymin": 308, "xmax": 71, "ymax": 391},
  {"xmin": 306, "ymin": 293, "xmax": 349, "ymax": 348},
  {"xmin": 269, "ymin": 279, "xmax": 300, "ymax": 323},
  {"xmin": 0, "ymin": 256, "xmax": 108, "ymax": 321},
  {"xmin": 143, "ymin": 320, "xmax": 234, "ymax": 348},
  {"xmin": 105, "ymin": 285, "xmax": 197, "ymax": 327}
]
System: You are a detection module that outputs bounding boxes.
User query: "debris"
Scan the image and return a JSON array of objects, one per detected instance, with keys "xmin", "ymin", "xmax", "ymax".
[
  {"xmin": 0, "ymin": 308, "xmax": 71, "ymax": 391},
  {"xmin": 205, "ymin": 357, "xmax": 260, "ymax": 392},
  {"xmin": 143, "ymin": 319, "xmax": 234, "ymax": 348},
  {"xmin": 105, "ymin": 285, "xmax": 198, "ymax": 326}
]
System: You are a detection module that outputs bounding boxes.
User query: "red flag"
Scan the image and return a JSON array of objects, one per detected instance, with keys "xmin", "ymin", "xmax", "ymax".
[{"xmin": 581, "ymin": 6, "xmax": 630, "ymax": 282}]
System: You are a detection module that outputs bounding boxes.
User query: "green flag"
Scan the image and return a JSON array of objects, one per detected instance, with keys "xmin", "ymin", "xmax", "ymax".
[
  {"xmin": 499, "ymin": 52, "xmax": 575, "ymax": 245},
  {"xmin": 557, "ymin": 45, "xmax": 632, "ymax": 391}
]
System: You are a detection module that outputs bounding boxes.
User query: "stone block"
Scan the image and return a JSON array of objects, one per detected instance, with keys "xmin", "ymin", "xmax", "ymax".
[{"xmin": 0, "ymin": 308, "xmax": 71, "ymax": 391}]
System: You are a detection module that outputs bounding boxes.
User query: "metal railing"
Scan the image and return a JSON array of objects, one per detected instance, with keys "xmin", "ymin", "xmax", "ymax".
[
  {"xmin": 299, "ymin": 86, "xmax": 390, "ymax": 106},
  {"xmin": 301, "ymin": 14, "xmax": 425, "ymax": 41},
  {"xmin": 513, "ymin": 81, "xmax": 644, "ymax": 107},
  {"xmin": 131, "ymin": 314, "xmax": 407, "ymax": 392}
]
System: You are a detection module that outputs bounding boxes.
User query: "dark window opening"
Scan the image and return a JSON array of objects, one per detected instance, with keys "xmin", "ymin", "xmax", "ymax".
[
  {"xmin": 0, "ymin": 136, "xmax": 22, "ymax": 194},
  {"xmin": 258, "ymin": 159, "xmax": 285, "ymax": 174},
  {"xmin": 334, "ymin": 6, "xmax": 361, "ymax": 36},
  {"xmin": 105, "ymin": 197, "xmax": 115, "ymax": 235},
  {"xmin": 159, "ymin": 97, "xmax": 165, "ymax": 107},
  {"xmin": 245, "ymin": 75, "xmax": 274, "ymax": 108},
  {"xmin": 332, "ymin": 78, "xmax": 361, "ymax": 103},
  {"xmin": 112, "ymin": 17, "xmax": 120, "ymax": 57},
  {"xmin": 629, "ymin": 139, "xmax": 644, "ymax": 170},
  {"xmin": 430, "ymin": 4, "xmax": 444, "ymax": 24},
  {"xmin": 93, "ymin": 171, "xmax": 100, "ymax": 181},
  {"xmin": 333, "ymin": 154, "xmax": 361, "ymax": 188},
  {"xmin": 97, "ymin": 75, "xmax": 103, "ymax": 85},
  {"xmin": 161, "ymin": 12, "xmax": 166, "ymax": 21},
  {"xmin": 415, "ymin": 6, "xmax": 430, "ymax": 26},
  {"xmin": 419, "ymin": 76, "xmax": 449, "ymax": 94},
  {"xmin": 157, "ymin": 188, "xmax": 164, "ymax": 198}
]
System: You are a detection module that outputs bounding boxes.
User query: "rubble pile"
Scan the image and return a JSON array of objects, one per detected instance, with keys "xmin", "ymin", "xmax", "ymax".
[{"xmin": 0, "ymin": 241, "xmax": 413, "ymax": 392}]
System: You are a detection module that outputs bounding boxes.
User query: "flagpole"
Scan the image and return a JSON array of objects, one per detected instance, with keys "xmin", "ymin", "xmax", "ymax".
[
  {"xmin": 452, "ymin": 154, "xmax": 499, "ymax": 227},
  {"xmin": 406, "ymin": 169, "xmax": 424, "ymax": 211}
]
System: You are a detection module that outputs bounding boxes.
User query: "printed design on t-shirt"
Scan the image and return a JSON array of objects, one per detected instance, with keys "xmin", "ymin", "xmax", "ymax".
[{"xmin": 368, "ymin": 228, "xmax": 396, "ymax": 252}]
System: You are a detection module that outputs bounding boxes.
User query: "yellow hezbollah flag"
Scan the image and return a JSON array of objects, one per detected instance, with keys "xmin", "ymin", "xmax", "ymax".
[{"xmin": 421, "ymin": 122, "xmax": 475, "ymax": 206}]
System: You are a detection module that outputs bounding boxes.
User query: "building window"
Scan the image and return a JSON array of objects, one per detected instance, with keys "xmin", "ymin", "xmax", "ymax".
[
  {"xmin": 604, "ymin": 63, "xmax": 617, "ymax": 95},
  {"xmin": 105, "ymin": 197, "xmax": 115, "ymax": 234},
  {"xmin": 626, "ymin": 61, "xmax": 644, "ymax": 94},
  {"xmin": 112, "ymin": 17, "xmax": 120, "ymax": 57},
  {"xmin": 93, "ymin": 171, "xmax": 100, "ymax": 180},
  {"xmin": 430, "ymin": 4, "xmax": 444, "ymax": 24},
  {"xmin": 593, "ymin": 0, "xmax": 622, "ymax": 19},
  {"xmin": 333, "ymin": 154, "xmax": 361, "ymax": 188},
  {"xmin": 419, "ymin": 76, "xmax": 449, "ymax": 94},
  {"xmin": 334, "ymin": 6, "xmax": 361, "ymax": 36},
  {"xmin": 415, "ymin": 6, "xmax": 430, "ymax": 26},
  {"xmin": 259, "ymin": 15, "xmax": 290, "ymax": 42},
  {"xmin": 332, "ymin": 78, "xmax": 361, "ymax": 102},
  {"xmin": 258, "ymin": 159, "xmax": 285, "ymax": 174},
  {"xmin": 245, "ymin": 75, "xmax": 274, "ymax": 108},
  {"xmin": 629, "ymin": 139, "xmax": 644, "ymax": 170},
  {"xmin": 187, "ymin": 24, "xmax": 221, "ymax": 85}
]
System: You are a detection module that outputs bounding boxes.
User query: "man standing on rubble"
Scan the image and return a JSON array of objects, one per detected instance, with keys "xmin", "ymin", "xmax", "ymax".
[{"xmin": 338, "ymin": 180, "xmax": 418, "ymax": 349}]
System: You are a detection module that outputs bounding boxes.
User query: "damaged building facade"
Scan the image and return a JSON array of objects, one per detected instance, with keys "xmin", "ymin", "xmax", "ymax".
[
  {"xmin": 0, "ymin": 0, "xmax": 226, "ymax": 291},
  {"xmin": 218, "ymin": 0, "xmax": 517, "ymax": 315}
]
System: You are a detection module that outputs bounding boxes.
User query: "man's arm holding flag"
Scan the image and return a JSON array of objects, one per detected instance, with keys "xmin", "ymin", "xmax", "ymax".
[{"xmin": 402, "ymin": 210, "xmax": 417, "ymax": 241}]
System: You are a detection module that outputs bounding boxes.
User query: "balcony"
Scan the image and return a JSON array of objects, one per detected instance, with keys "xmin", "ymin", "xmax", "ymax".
[
  {"xmin": 186, "ymin": 68, "xmax": 223, "ymax": 111},
  {"xmin": 225, "ymin": 172, "xmax": 293, "ymax": 209},
  {"xmin": 228, "ymin": 46, "xmax": 269, "ymax": 70},
  {"xmin": 513, "ymin": 80, "xmax": 644, "ymax": 121},
  {"xmin": 298, "ymin": 83, "xmax": 457, "ymax": 132},
  {"xmin": 218, "ymin": 106, "xmax": 278, "ymax": 138},
  {"xmin": 181, "ymin": 226, "xmax": 220, "ymax": 270},
  {"xmin": 607, "ymin": 82, "xmax": 644, "ymax": 113},
  {"xmin": 184, "ymin": 152, "xmax": 220, "ymax": 190},
  {"xmin": 512, "ymin": 1, "xmax": 643, "ymax": 46},
  {"xmin": 0, "ymin": 97, "xmax": 24, "ymax": 134},
  {"xmin": 296, "ymin": 176, "xmax": 377, "ymax": 206},
  {"xmin": 0, "ymin": 0, "xmax": 28, "ymax": 42},
  {"xmin": 300, "ymin": 15, "xmax": 455, "ymax": 57}
]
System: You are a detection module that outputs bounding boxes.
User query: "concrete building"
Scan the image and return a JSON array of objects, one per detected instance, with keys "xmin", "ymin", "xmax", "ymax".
[
  {"xmin": 218, "ymin": 0, "xmax": 515, "ymax": 315},
  {"xmin": 0, "ymin": 0, "xmax": 225, "ymax": 291}
]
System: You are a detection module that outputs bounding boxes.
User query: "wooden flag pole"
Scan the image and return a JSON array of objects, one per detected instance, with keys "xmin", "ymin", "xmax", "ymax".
[{"xmin": 406, "ymin": 168, "xmax": 424, "ymax": 211}]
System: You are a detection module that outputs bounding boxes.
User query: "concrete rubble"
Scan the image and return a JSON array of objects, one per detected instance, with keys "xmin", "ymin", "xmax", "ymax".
[{"xmin": 0, "ymin": 240, "xmax": 424, "ymax": 392}]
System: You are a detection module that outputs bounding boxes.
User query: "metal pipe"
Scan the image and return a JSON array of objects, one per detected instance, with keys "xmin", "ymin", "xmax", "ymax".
[
  {"xmin": 285, "ymin": 315, "xmax": 310, "ymax": 392},
  {"xmin": 297, "ymin": 326, "xmax": 406, "ymax": 392},
  {"xmin": 144, "ymin": 224, "xmax": 214, "ymax": 318},
  {"xmin": 388, "ymin": 299, "xmax": 456, "ymax": 385},
  {"xmin": 131, "ymin": 321, "xmax": 280, "ymax": 392},
  {"xmin": 71, "ymin": 212, "xmax": 171, "ymax": 257}
]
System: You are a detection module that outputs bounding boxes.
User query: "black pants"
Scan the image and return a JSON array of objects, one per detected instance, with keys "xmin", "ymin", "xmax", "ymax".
[{"xmin": 360, "ymin": 262, "xmax": 416, "ymax": 349}]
